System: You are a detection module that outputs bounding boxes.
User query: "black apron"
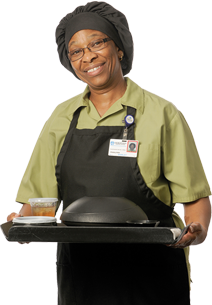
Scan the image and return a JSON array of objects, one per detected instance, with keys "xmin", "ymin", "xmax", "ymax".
[{"xmin": 56, "ymin": 106, "xmax": 190, "ymax": 305}]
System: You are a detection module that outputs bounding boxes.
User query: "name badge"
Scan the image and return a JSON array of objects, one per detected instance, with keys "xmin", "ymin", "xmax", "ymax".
[{"xmin": 108, "ymin": 139, "xmax": 139, "ymax": 158}]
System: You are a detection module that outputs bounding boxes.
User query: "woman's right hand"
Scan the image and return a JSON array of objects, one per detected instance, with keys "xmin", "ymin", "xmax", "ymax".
[
  {"xmin": 7, "ymin": 212, "xmax": 21, "ymax": 222},
  {"xmin": 7, "ymin": 203, "xmax": 32, "ymax": 222},
  {"xmin": 7, "ymin": 211, "xmax": 30, "ymax": 244},
  {"xmin": 7, "ymin": 204, "xmax": 32, "ymax": 243}
]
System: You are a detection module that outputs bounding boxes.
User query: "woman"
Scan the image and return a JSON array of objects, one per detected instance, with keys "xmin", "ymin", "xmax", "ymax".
[
  {"xmin": 7, "ymin": 2, "xmax": 211, "ymax": 305},
  {"xmin": 128, "ymin": 142, "xmax": 136, "ymax": 151}
]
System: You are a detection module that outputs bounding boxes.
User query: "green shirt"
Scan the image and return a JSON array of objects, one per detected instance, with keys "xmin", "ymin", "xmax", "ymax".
[
  {"xmin": 16, "ymin": 77, "xmax": 211, "ymax": 283},
  {"xmin": 16, "ymin": 77, "xmax": 211, "ymax": 208}
]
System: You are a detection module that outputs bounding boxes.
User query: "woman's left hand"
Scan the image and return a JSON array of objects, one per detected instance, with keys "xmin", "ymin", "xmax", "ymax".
[
  {"xmin": 168, "ymin": 222, "xmax": 207, "ymax": 249},
  {"xmin": 168, "ymin": 197, "xmax": 211, "ymax": 249}
]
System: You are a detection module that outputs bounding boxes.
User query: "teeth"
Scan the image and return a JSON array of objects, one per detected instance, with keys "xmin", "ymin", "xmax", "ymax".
[{"xmin": 87, "ymin": 66, "xmax": 101, "ymax": 73}]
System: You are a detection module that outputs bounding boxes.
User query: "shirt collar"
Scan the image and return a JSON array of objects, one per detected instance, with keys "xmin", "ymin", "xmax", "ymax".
[
  {"xmin": 67, "ymin": 87, "xmax": 90, "ymax": 116},
  {"xmin": 70, "ymin": 77, "xmax": 144, "ymax": 115},
  {"xmin": 120, "ymin": 78, "xmax": 144, "ymax": 113}
]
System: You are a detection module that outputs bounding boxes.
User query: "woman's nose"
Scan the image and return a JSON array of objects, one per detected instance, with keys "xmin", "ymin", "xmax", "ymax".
[{"xmin": 82, "ymin": 48, "xmax": 98, "ymax": 62}]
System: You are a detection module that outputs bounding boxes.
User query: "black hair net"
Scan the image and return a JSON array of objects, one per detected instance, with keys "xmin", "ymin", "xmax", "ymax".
[{"xmin": 55, "ymin": 1, "xmax": 133, "ymax": 79}]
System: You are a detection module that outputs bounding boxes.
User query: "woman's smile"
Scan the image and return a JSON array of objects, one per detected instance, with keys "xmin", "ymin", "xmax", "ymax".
[
  {"xmin": 68, "ymin": 29, "xmax": 124, "ymax": 91},
  {"xmin": 84, "ymin": 62, "xmax": 106, "ymax": 76}
]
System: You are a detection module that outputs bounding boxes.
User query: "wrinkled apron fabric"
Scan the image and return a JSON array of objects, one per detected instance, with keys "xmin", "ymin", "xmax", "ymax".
[{"xmin": 56, "ymin": 107, "xmax": 190, "ymax": 305}]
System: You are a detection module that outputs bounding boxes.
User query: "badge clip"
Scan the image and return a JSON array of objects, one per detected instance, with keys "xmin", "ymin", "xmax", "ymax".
[
  {"xmin": 122, "ymin": 115, "xmax": 134, "ymax": 140},
  {"xmin": 123, "ymin": 128, "xmax": 128, "ymax": 140}
]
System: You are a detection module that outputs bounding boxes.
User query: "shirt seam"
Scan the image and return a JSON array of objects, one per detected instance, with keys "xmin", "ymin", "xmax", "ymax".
[
  {"xmin": 172, "ymin": 190, "xmax": 211, "ymax": 203},
  {"xmin": 166, "ymin": 111, "xmax": 179, "ymax": 131},
  {"xmin": 163, "ymin": 112, "xmax": 179, "ymax": 147},
  {"xmin": 16, "ymin": 197, "xmax": 30, "ymax": 204}
]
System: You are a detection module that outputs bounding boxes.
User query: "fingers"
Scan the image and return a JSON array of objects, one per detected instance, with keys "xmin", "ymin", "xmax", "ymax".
[
  {"xmin": 7, "ymin": 212, "xmax": 21, "ymax": 222},
  {"xmin": 166, "ymin": 238, "xmax": 195, "ymax": 249},
  {"xmin": 166, "ymin": 223, "xmax": 202, "ymax": 249},
  {"xmin": 7, "ymin": 213, "xmax": 30, "ymax": 244},
  {"xmin": 175, "ymin": 228, "xmax": 196, "ymax": 248},
  {"xmin": 165, "ymin": 222, "xmax": 206, "ymax": 248},
  {"xmin": 166, "ymin": 239, "xmax": 194, "ymax": 249}
]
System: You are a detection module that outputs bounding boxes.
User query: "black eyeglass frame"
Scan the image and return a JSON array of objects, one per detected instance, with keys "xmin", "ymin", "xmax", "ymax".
[{"xmin": 68, "ymin": 38, "xmax": 112, "ymax": 62}]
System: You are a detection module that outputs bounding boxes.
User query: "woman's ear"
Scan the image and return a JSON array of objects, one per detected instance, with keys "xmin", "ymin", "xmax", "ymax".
[{"xmin": 118, "ymin": 49, "xmax": 124, "ymax": 61}]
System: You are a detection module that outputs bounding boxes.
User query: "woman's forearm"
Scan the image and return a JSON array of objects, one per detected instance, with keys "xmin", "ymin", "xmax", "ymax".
[
  {"xmin": 19, "ymin": 203, "xmax": 32, "ymax": 216},
  {"xmin": 184, "ymin": 197, "xmax": 211, "ymax": 245}
]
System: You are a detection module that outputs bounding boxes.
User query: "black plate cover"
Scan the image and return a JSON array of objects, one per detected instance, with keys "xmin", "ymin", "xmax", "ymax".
[{"xmin": 61, "ymin": 197, "xmax": 149, "ymax": 226}]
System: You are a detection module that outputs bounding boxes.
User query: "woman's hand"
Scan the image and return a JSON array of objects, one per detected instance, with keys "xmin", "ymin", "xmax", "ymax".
[
  {"xmin": 7, "ymin": 212, "xmax": 29, "ymax": 244},
  {"xmin": 168, "ymin": 222, "xmax": 207, "ymax": 249},
  {"xmin": 7, "ymin": 203, "xmax": 32, "ymax": 244},
  {"xmin": 168, "ymin": 197, "xmax": 211, "ymax": 249},
  {"xmin": 7, "ymin": 212, "xmax": 21, "ymax": 222},
  {"xmin": 7, "ymin": 203, "xmax": 32, "ymax": 221}
]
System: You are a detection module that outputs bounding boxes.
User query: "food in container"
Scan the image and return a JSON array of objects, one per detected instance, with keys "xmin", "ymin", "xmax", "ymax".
[{"xmin": 28, "ymin": 198, "xmax": 58, "ymax": 217}]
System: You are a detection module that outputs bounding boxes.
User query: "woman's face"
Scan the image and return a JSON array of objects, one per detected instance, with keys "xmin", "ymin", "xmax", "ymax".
[{"xmin": 68, "ymin": 29, "xmax": 124, "ymax": 91}]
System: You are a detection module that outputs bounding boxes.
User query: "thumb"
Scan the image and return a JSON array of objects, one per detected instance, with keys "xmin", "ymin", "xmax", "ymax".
[
  {"xmin": 188, "ymin": 223, "xmax": 201, "ymax": 234},
  {"xmin": 188, "ymin": 224, "xmax": 194, "ymax": 233}
]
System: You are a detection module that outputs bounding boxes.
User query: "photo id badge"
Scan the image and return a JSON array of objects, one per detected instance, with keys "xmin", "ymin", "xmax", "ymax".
[{"xmin": 108, "ymin": 139, "xmax": 139, "ymax": 157}]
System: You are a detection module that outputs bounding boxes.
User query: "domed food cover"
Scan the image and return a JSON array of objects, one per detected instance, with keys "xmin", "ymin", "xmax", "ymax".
[{"xmin": 61, "ymin": 197, "xmax": 149, "ymax": 226}]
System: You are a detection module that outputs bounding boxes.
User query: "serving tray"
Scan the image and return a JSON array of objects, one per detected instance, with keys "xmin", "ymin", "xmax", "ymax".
[{"xmin": 1, "ymin": 221, "xmax": 189, "ymax": 244}]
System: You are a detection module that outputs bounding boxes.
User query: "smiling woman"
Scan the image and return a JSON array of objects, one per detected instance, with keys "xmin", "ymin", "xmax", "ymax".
[
  {"xmin": 6, "ymin": 1, "xmax": 211, "ymax": 305},
  {"xmin": 68, "ymin": 29, "xmax": 125, "ymax": 103},
  {"xmin": 56, "ymin": 4, "xmax": 130, "ymax": 116}
]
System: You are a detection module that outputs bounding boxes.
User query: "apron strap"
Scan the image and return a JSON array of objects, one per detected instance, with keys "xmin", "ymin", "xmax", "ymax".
[
  {"xmin": 126, "ymin": 106, "xmax": 136, "ymax": 140},
  {"xmin": 55, "ymin": 106, "xmax": 85, "ymax": 198},
  {"xmin": 70, "ymin": 106, "xmax": 83, "ymax": 129},
  {"xmin": 126, "ymin": 107, "xmax": 174, "ymax": 221}
]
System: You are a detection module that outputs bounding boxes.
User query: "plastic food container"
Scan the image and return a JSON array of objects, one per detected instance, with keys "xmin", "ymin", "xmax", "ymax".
[{"xmin": 28, "ymin": 198, "xmax": 58, "ymax": 217}]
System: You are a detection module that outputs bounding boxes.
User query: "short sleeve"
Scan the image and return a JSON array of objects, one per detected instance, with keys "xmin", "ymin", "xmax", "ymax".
[
  {"xmin": 162, "ymin": 111, "xmax": 211, "ymax": 203},
  {"xmin": 16, "ymin": 119, "xmax": 60, "ymax": 207}
]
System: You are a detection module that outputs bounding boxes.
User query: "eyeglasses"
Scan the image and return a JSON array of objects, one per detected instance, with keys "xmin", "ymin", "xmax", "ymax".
[{"xmin": 68, "ymin": 38, "xmax": 111, "ymax": 62}]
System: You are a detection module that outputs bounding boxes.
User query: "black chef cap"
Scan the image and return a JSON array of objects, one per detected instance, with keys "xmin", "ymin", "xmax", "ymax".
[{"xmin": 55, "ymin": 1, "xmax": 133, "ymax": 79}]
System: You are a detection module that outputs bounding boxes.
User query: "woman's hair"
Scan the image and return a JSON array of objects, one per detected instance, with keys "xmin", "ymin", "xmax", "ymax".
[
  {"xmin": 56, "ymin": 1, "xmax": 133, "ymax": 79},
  {"xmin": 129, "ymin": 143, "xmax": 136, "ymax": 149}
]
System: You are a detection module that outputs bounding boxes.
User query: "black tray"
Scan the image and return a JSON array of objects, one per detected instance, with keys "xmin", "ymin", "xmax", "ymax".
[{"xmin": 1, "ymin": 221, "xmax": 188, "ymax": 244}]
